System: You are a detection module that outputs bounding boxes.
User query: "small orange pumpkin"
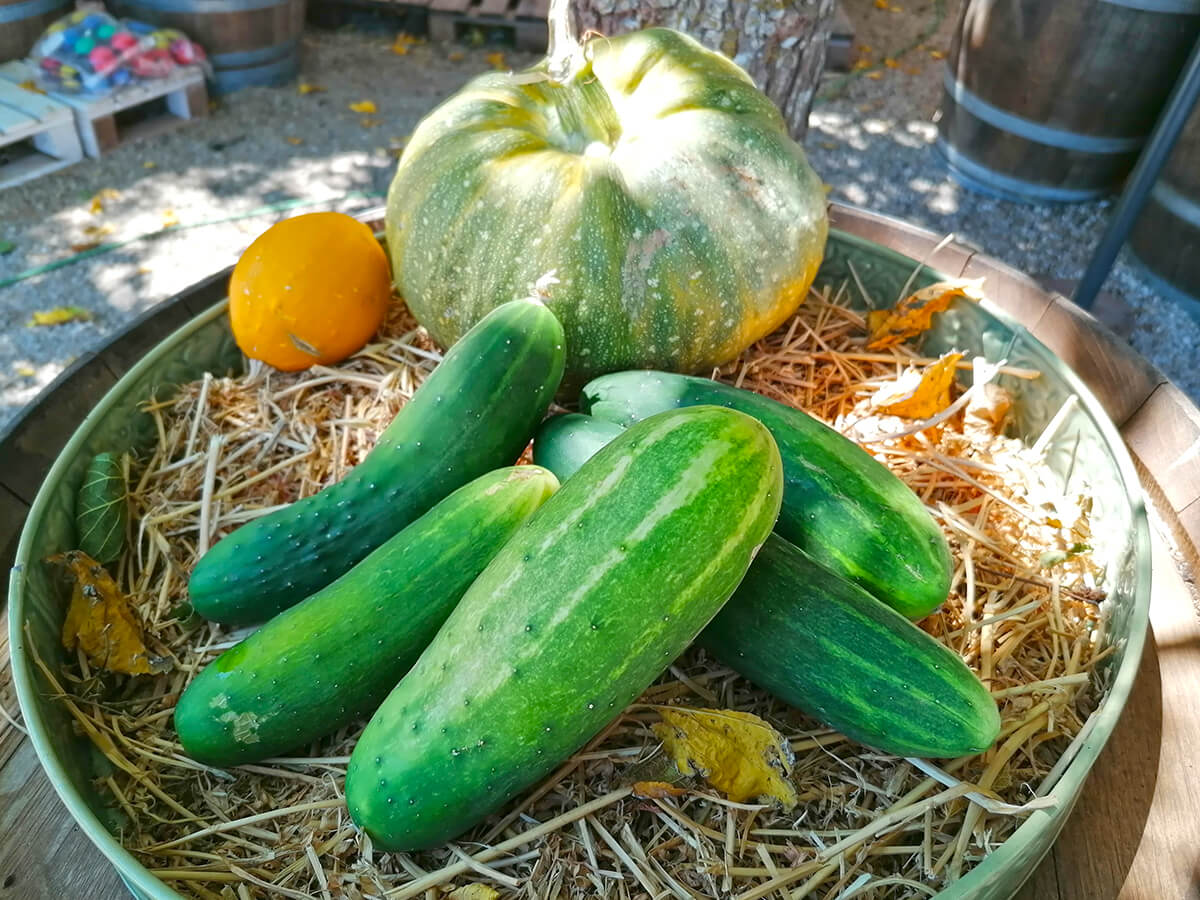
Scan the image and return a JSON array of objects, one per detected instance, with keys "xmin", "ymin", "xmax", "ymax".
[{"xmin": 229, "ymin": 212, "xmax": 392, "ymax": 371}]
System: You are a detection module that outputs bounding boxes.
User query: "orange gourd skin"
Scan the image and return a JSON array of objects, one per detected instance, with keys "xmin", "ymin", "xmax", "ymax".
[{"xmin": 229, "ymin": 212, "xmax": 392, "ymax": 371}]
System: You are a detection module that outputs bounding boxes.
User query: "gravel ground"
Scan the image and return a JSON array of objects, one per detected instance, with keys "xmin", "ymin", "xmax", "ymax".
[{"xmin": 2, "ymin": 1, "xmax": 1198, "ymax": 433}]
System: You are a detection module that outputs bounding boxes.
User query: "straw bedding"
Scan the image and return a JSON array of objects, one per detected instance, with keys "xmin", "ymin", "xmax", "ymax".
[{"xmin": 39, "ymin": 279, "xmax": 1109, "ymax": 899}]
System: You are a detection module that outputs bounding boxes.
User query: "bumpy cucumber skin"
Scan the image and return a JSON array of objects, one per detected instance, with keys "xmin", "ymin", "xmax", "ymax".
[
  {"xmin": 345, "ymin": 406, "xmax": 783, "ymax": 851},
  {"xmin": 532, "ymin": 414, "xmax": 624, "ymax": 481},
  {"xmin": 533, "ymin": 412, "xmax": 998, "ymax": 756},
  {"xmin": 704, "ymin": 535, "xmax": 1000, "ymax": 757},
  {"xmin": 175, "ymin": 466, "xmax": 559, "ymax": 767},
  {"xmin": 582, "ymin": 371, "xmax": 952, "ymax": 619},
  {"xmin": 188, "ymin": 299, "xmax": 566, "ymax": 625}
]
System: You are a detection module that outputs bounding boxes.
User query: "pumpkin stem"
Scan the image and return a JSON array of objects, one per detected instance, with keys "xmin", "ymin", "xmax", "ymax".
[{"xmin": 546, "ymin": 0, "xmax": 585, "ymax": 83}]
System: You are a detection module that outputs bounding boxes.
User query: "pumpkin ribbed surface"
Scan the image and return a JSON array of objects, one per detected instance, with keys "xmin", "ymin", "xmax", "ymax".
[{"xmin": 386, "ymin": 27, "xmax": 828, "ymax": 387}]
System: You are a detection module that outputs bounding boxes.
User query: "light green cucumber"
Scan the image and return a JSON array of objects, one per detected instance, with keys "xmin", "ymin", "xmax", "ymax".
[
  {"xmin": 174, "ymin": 466, "xmax": 559, "ymax": 767},
  {"xmin": 531, "ymin": 413, "xmax": 624, "ymax": 479},
  {"xmin": 582, "ymin": 370, "xmax": 952, "ymax": 619},
  {"xmin": 345, "ymin": 405, "xmax": 783, "ymax": 850},
  {"xmin": 189, "ymin": 298, "xmax": 565, "ymax": 625}
]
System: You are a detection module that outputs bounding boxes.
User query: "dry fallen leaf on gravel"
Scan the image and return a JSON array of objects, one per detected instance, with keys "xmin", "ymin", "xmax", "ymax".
[
  {"xmin": 866, "ymin": 278, "xmax": 985, "ymax": 349},
  {"xmin": 873, "ymin": 352, "xmax": 963, "ymax": 419},
  {"xmin": 653, "ymin": 707, "xmax": 797, "ymax": 808},
  {"xmin": 298, "ymin": 82, "xmax": 325, "ymax": 95},
  {"xmin": 89, "ymin": 188, "xmax": 120, "ymax": 214},
  {"xmin": 349, "ymin": 100, "xmax": 378, "ymax": 114},
  {"xmin": 29, "ymin": 306, "xmax": 93, "ymax": 326},
  {"xmin": 53, "ymin": 551, "xmax": 169, "ymax": 676}
]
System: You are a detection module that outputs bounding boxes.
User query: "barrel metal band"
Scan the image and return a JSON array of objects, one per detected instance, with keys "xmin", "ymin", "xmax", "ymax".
[
  {"xmin": 211, "ymin": 52, "xmax": 298, "ymax": 93},
  {"xmin": 936, "ymin": 138, "xmax": 1116, "ymax": 203},
  {"xmin": 1152, "ymin": 179, "xmax": 1200, "ymax": 228},
  {"xmin": 944, "ymin": 71, "xmax": 1146, "ymax": 154},
  {"xmin": 210, "ymin": 38, "xmax": 299, "ymax": 68},
  {"xmin": 1100, "ymin": 0, "xmax": 1200, "ymax": 13},
  {"xmin": 123, "ymin": 0, "xmax": 291, "ymax": 14},
  {"xmin": 0, "ymin": 0, "xmax": 67, "ymax": 23}
]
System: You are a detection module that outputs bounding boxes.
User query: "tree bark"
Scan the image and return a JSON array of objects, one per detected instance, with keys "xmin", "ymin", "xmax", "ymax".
[{"xmin": 574, "ymin": 0, "xmax": 836, "ymax": 140}]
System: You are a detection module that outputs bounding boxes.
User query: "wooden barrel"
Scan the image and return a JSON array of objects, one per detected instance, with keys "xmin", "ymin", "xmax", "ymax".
[
  {"xmin": 937, "ymin": 0, "xmax": 1200, "ymax": 202},
  {"xmin": 114, "ymin": 0, "xmax": 305, "ymax": 93},
  {"xmin": 1128, "ymin": 103, "xmax": 1200, "ymax": 318},
  {"xmin": 0, "ymin": 0, "xmax": 72, "ymax": 63}
]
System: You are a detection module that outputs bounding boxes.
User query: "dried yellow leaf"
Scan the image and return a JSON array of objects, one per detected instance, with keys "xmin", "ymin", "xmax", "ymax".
[
  {"xmin": 52, "ymin": 551, "xmax": 169, "ymax": 676},
  {"xmin": 865, "ymin": 278, "xmax": 985, "ymax": 349},
  {"xmin": 89, "ymin": 188, "xmax": 120, "ymax": 214},
  {"xmin": 82, "ymin": 223, "xmax": 115, "ymax": 239},
  {"xmin": 349, "ymin": 100, "xmax": 377, "ymax": 114},
  {"xmin": 19, "ymin": 79, "xmax": 46, "ymax": 94},
  {"xmin": 162, "ymin": 209, "xmax": 180, "ymax": 229},
  {"xmin": 874, "ymin": 0, "xmax": 888, "ymax": 7},
  {"xmin": 391, "ymin": 32, "xmax": 420, "ymax": 55},
  {"xmin": 15, "ymin": 364, "xmax": 35, "ymax": 377},
  {"xmin": 448, "ymin": 886, "xmax": 500, "ymax": 900},
  {"xmin": 298, "ymin": 82, "xmax": 325, "ymax": 95},
  {"xmin": 884, "ymin": 57, "xmax": 899, "ymax": 68},
  {"xmin": 29, "ymin": 306, "xmax": 93, "ymax": 326},
  {"xmin": 448, "ymin": 50, "xmax": 466, "ymax": 62},
  {"xmin": 652, "ymin": 707, "xmax": 797, "ymax": 808},
  {"xmin": 486, "ymin": 51, "xmax": 506, "ymax": 70},
  {"xmin": 286, "ymin": 136, "xmax": 304, "ymax": 145},
  {"xmin": 632, "ymin": 781, "xmax": 689, "ymax": 799},
  {"xmin": 874, "ymin": 352, "xmax": 963, "ymax": 419},
  {"xmin": 143, "ymin": 160, "xmax": 157, "ymax": 169},
  {"xmin": 866, "ymin": 71, "xmax": 884, "ymax": 80},
  {"xmin": 930, "ymin": 49, "xmax": 947, "ymax": 60}
]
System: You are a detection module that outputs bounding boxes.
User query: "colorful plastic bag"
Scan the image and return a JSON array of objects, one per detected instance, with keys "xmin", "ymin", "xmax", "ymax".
[{"xmin": 30, "ymin": 6, "xmax": 208, "ymax": 94}]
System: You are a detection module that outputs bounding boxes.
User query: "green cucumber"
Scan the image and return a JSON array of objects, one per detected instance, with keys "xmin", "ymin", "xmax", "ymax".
[
  {"xmin": 345, "ymin": 405, "xmax": 783, "ymax": 850},
  {"xmin": 582, "ymin": 371, "xmax": 952, "ymax": 619},
  {"xmin": 705, "ymin": 535, "xmax": 999, "ymax": 758},
  {"xmin": 533, "ymin": 411, "xmax": 998, "ymax": 757},
  {"xmin": 189, "ymin": 298, "xmax": 565, "ymax": 624},
  {"xmin": 175, "ymin": 466, "xmax": 559, "ymax": 767},
  {"xmin": 75, "ymin": 452, "xmax": 127, "ymax": 565},
  {"xmin": 531, "ymin": 413, "xmax": 624, "ymax": 479}
]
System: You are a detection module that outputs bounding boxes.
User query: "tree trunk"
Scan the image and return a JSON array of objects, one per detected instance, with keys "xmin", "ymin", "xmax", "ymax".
[{"xmin": 574, "ymin": 0, "xmax": 836, "ymax": 140}]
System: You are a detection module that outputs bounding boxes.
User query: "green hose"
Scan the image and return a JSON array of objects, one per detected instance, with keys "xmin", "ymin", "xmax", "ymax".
[{"xmin": 0, "ymin": 191, "xmax": 386, "ymax": 291}]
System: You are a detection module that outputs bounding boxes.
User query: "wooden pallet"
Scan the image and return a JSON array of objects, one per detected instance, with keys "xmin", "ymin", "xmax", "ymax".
[
  {"xmin": 0, "ymin": 77, "xmax": 83, "ymax": 190},
  {"xmin": 0, "ymin": 61, "xmax": 208, "ymax": 160},
  {"xmin": 428, "ymin": 0, "xmax": 549, "ymax": 51}
]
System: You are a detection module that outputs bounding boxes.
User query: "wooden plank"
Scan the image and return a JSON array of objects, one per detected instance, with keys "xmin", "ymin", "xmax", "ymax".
[
  {"xmin": 479, "ymin": 0, "xmax": 510, "ymax": 15},
  {"xmin": 0, "ymin": 740, "xmax": 130, "ymax": 900},
  {"xmin": 1025, "ymin": 295, "xmax": 1166, "ymax": 428},
  {"xmin": 430, "ymin": 0, "xmax": 470, "ymax": 12},
  {"xmin": 0, "ymin": 100, "xmax": 35, "ymax": 136},
  {"xmin": 1122, "ymin": 382, "xmax": 1200, "ymax": 514},
  {"xmin": 0, "ymin": 78, "xmax": 67, "ymax": 122}
]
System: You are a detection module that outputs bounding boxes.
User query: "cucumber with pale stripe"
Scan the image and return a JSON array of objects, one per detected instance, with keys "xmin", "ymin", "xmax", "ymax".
[
  {"xmin": 704, "ymin": 535, "xmax": 999, "ymax": 757},
  {"xmin": 345, "ymin": 405, "xmax": 783, "ymax": 850},
  {"xmin": 534, "ymin": 411, "xmax": 998, "ymax": 757},
  {"xmin": 582, "ymin": 370, "xmax": 952, "ymax": 619},
  {"xmin": 174, "ymin": 466, "xmax": 558, "ymax": 767},
  {"xmin": 189, "ymin": 298, "xmax": 565, "ymax": 625}
]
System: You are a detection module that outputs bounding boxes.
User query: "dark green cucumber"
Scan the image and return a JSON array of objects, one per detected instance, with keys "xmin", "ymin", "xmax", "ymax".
[
  {"xmin": 582, "ymin": 371, "xmax": 952, "ymax": 619},
  {"xmin": 175, "ymin": 466, "xmax": 558, "ymax": 766},
  {"xmin": 345, "ymin": 406, "xmax": 783, "ymax": 850},
  {"xmin": 189, "ymin": 298, "xmax": 565, "ymax": 624},
  {"xmin": 75, "ymin": 452, "xmax": 127, "ymax": 564},
  {"xmin": 704, "ymin": 535, "xmax": 999, "ymax": 757},
  {"xmin": 532, "ymin": 414, "xmax": 624, "ymax": 479},
  {"xmin": 533, "ymin": 411, "xmax": 999, "ymax": 757}
]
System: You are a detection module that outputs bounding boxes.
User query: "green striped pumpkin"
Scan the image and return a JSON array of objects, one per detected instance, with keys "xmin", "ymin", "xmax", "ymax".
[{"xmin": 385, "ymin": 13, "xmax": 828, "ymax": 388}]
